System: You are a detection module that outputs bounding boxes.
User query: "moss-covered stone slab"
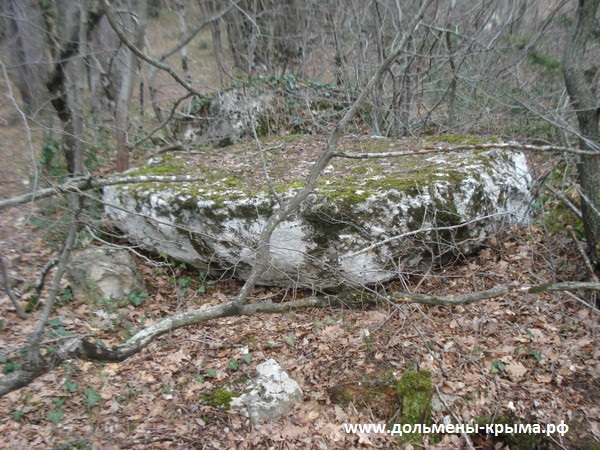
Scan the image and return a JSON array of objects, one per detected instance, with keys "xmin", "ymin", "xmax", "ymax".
[{"xmin": 103, "ymin": 135, "xmax": 531, "ymax": 289}]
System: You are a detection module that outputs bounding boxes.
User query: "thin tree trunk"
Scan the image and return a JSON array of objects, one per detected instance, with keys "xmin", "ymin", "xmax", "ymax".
[
  {"xmin": 563, "ymin": 0, "xmax": 600, "ymax": 268},
  {"xmin": 72, "ymin": 0, "xmax": 87, "ymax": 177},
  {"xmin": 175, "ymin": 0, "xmax": 190, "ymax": 82},
  {"xmin": 445, "ymin": 31, "xmax": 458, "ymax": 132},
  {"xmin": 115, "ymin": 1, "xmax": 147, "ymax": 172}
]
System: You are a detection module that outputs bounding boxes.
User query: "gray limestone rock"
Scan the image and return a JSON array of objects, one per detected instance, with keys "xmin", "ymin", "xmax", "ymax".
[
  {"xmin": 66, "ymin": 247, "xmax": 145, "ymax": 300},
  {"xmin": 103, "ymin": 137, "xmax": 531, "ymax": 289},
  {"xmin": 230, "ymin": 359, "xmax": 303, "ymax": 425}
]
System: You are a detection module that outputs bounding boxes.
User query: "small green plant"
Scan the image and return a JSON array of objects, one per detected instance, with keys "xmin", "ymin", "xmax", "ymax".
[
  {"xmin": 54, "ymin": 438, "xmax": 91, "ymax": 450},
  {"xmin": 84, "ymin": 387, "xmax": 102, "ymax": 408},
  {"xmin": 517, "ymin": 346, "xmax": 542, "ymax": 364},
  {"xmin": 203, "ymin": 388, "xmax": 233, "ymax": 409},
  {"xmin": 39, "ymin": 136, "xmax": 68, "ymax": 179},
  {"xmin": 119, "ymin": 387, "xmax": 142, "ymax": 405},
  {"xmin": 1, "ymin": 356, "xmax": 22, "ymax": 374},
  {"xmin": 63, "ymin": 377, "xmax": 79, "ymax": 393},
  {"xmin": 126, "ymin": 291, "xmax": 148, "ymax": 307},
  {"xmin": 228, "ymin": 358, "xmax": 239, "ymax": 371},
  {"xmin": 48, "ymin": 409, "xmax": 64, "ymax": 425},
  {"xmin": 197, "ymin": 271, "xmax": 216, "ymax": 293},
  {"xmin": 46, "ymin": 316, "xmax": 73, "ymax": 340},
  {"xmin": 12, "ymin": 409, "xmax": 24, "ymax": 421},
  {"xmin": 61, "ymin": 286, "xmax": 73, "ymax": 303},
  {"xmin": 363, "ymin": 334, "xmax": 376, "ymax": 351},
  {"xmin": 491, "ymin": 360, "xmax": 507, "ymax": 373},
  {"xmin": 284, "ymin": 333, "xmax": 296, "ymax": 348}
]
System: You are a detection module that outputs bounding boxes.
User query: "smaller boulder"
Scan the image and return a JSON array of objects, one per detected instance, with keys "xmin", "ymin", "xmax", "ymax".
[
  {"xmin": 230, "ymin": 359, "xmax": 303, "ymax": 425},
  {"xmin": 66, "ymin": 247, "xmax": 145, "ymax": 301}
]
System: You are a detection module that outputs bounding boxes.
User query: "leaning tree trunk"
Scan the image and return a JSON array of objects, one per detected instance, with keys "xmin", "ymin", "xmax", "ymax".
[{"xmin": 563, "ymin": 0, "xmax": 600, "ymax": 270}]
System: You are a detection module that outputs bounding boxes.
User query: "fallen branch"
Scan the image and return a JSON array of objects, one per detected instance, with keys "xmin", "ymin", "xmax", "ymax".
[
  {"xmin": 390, "ymin": 281, "xmax": 600, "ymax": 306},
  {"xmin": 0, "ymin": 174, "xmax": 206, "ymax": 212},
  {"xmin": 0, "ymin": 294, "xmax": 344, "ymax": 397},
  {"xmin": 334, "ymin": 141, "xmax": 599, "ymax": 159},
  {"xmin": 3, "ymin": 279, "xmax": 600, "ymax": 396}
]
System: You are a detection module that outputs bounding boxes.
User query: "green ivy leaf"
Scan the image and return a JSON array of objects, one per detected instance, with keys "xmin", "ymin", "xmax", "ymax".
[
  {"xmin": 48, "ymin": 409, "xmax": 64, "ymax": 424},
  {"xmin": 84, "ymin": 387, "xmax": 102, "ymax": 408},
  {"xmin": 491, "ymin": 360, "xmax": 506, "ymax": 373},
  {"xmin": 64, "ymin": 379, "xmax": 78, "ymax": 393},
  {"xmin": 528, "ymin": 349, "xmax": 542, "ymax": 362},
  {"xmin": 228, "ymin": 358, "xmax": 239, "ymax": 371},
  {"xmin": 241, "ymin": 353, "xmax": 252, "ymax": 364}
]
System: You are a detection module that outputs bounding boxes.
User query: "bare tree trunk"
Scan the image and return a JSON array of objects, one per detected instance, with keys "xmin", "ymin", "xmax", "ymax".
[
  {"xmin": 563, "ymin": 0, "xmax": 600, "ymax": 269},
  {"xmin": 200, "ymin": 0, "xmax": 226, "ymax": 85},
  {"xmin": 72, "ymin": 0, "xmax": 87, "ymax": 177},
  {"xmin": 88, "ymin": 17, "xmax": 121, "ymax": 117},
  {"xmin": 0, "ymin": 0, "xmax": 50, "ymax": 117},
  {"xmin": 175, "ymin": 0, "xmax": 190, "ymax": 82},
  {"xmin": 115, "ymin": 1, "xmax": 147, "ymax": 172},
  {"xmin": 445, "ymin": 31, "xmax": 458, "ymax": 132}
]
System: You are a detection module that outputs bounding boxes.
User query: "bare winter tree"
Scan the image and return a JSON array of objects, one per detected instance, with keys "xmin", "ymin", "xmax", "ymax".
[
  {"xmin": 110, "ymin": 0, "xmax": 147, "ymax": 172},
  {"xmin": 0, "ymin": 0, "xmax": 50, "ymax": 118},
  {"xmin": 563, "ymin": 0, "xmax": 600, "ymax": 267}
]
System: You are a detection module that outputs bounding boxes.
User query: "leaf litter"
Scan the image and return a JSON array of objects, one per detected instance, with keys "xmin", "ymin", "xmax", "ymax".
[{"xmin": 0, "ymin": 172, "xmax": 598, "ymax": 449}]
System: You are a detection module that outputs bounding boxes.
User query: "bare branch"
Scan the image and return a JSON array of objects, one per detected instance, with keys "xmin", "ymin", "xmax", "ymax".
[
  {"xmin": 2, "ymin": 278, "xmax": 599, "ymax": 396},
  {"xmin": 390, "ymin": 281, "xmax": 600, "ymax": 306},
  {"xmin": 0, "ymin": 174, "xmax": 207, "ymax": 212},
  {"xmin": 100, "ymin": 0, "xmax": 202, "ymax": 96},
  {"xmin": 335, "ymin": 141, "xmax": 600, "ymax": 159},
  {"xmin": 343, "ymin": 213, "xmax": 512, "ymax": 259},
  {"xmin": 28, "ymin": 193, "xmax": 82, "ymax": 365},
  {"xmin": 0, "ymin": 294, "xmax": 343, "ymax": 397}
]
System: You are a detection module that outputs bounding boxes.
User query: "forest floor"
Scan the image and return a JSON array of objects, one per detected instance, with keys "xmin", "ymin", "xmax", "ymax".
[
  {"xmin": 0, "ymin": 5, "xmax": 599, "ymax": 448},
  {"xmin": 0, "ymin": 128, "xmax": 599, "ymax": 449}
]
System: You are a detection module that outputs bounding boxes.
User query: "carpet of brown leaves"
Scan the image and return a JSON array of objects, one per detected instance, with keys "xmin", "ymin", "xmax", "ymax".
[{"xmin": 0, "ymin": 191, "xmax": 598, "ymax": 449}]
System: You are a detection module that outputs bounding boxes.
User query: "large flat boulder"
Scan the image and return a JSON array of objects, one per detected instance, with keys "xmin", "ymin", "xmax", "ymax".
[{"xmin": 103, "ymin": 135, "xmax": 531, "ymax": 289}]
